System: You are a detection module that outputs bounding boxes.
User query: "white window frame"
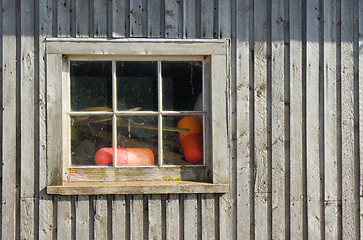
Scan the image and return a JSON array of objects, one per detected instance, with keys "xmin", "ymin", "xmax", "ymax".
[{"xmin": 46, "ymin": 38, "xmax": 229, "ymax": 195}]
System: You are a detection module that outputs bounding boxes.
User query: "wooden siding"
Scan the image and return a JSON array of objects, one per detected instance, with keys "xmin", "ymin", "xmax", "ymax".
[{"xmin": 0, "ymin": 0, "xmax": 362, "ymax": 239}]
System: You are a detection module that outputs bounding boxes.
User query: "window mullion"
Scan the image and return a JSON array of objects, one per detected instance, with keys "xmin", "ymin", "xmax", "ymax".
[
  {"xmin": 112, "ymin": 61, "xmax": 117, "ymax": 167},
  {"xmin": 158, "ymin": 60, "xmax": 163, "ymax": 166}
]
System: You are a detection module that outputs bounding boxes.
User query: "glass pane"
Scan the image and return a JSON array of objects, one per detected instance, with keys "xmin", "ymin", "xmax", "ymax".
[
  {"xmin": 116, "ymin": 61, "xmax": 158, "ymax": 111},
  {"xmin": 163, "ymin": 115, "xmax": 203, "ymax": 165},
  {"xmin": 162, "ymin": 61, "xmax": 203, "ymax": 111},
  {"xmin": 70, "ymin": 61, "xmax": 112, "ymax": 111},
  {"xmin": 116, "ymin": 116, "xmax": 158, "ymax": 166},
  {"xmin": 71, "ymin": 115, "xmax": 113, "ymax": 166}
]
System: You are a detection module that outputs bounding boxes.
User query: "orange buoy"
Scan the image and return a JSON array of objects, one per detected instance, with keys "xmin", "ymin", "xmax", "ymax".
[
  {"xmin": 177, "ymin": 116, "xmax": 203, "ymax": 140},
  {"xmin": 95, "ymin": 147, "xmax": 155, "ymax": 166},
  {"xmin": 177, "ymin": 116, "xmax": 203, "ymax": 164}
]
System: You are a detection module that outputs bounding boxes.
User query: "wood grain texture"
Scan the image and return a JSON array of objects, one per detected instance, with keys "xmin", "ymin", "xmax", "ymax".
[
  {"xmin": 2, "ymin": 0, "xmax": 18, "ymax": 238},
  {"xmin": 306, "ymin": 0, "xmax": 321, "ymax": 238},
  {"xmin": 165, "ymin": 194, "xmax": 179, "ymax": 240},
  {"xmin": 359, "ymin": 0, "xmax": 363, "ymax": 236},
  {"xmin": 183, "ymin": 194, "xmax": 198, "ymax": 239},
  {"xmin": 201, "ymin": 0, "xmax": 214, "ymax": 39},
  {"xmin": 19, "ymin": 0, "xmax": 35, "ymax": 239},
  {"xmin": 165, "ymin": 0, "xmax": 182, "ymax": 38},
  {"xmin": 254, "ymin": 0, "xmax": 269, "ymax": 238},
  {"xmin": 201, "ymin": 194, "xmax": 215, "ymax": 240},
  {"xmin": 94, "ymin": 195, "xmax": 108, "ymax": 239},
  {"xmin": 323, "ymin": 0, "xmax": 339, "ymax": 238},
  {"xmin": 112, "ymin": 0, "xmax": 127, "ymax": 38},
  {"xmin": 93, "ymin": 0, "xmax": 108, "ymax": 37},
  {"xmin": 183, "ymin": 0, "xmax": 197, "ymax": 38},
  {"xmin": 148, "ymin": 195, "xmax": 162, "ymax": 240},
  {"xmin": 76, "ymin": 0, "xmax": 90, "ymax": 37},
  {"xmin": 112, "ymin": 195, "xmax": 127, "ymax": 239},
  {"xmin": 46, "ymin": 54, "xmax": 63, "ymax": 186},
  {"xmin": 341, "ymin": 0, "xmax": 357, "ymax": 238},
  {"xmin": 48, "ymin": 181, "xmax": 228, "ymax": 195},
  {"xmin": 75, "ymin": 196, "xmax": 89, "ymax": 240},
  {"xmin": 130, "ymin": 195, "xmax": 144, "ymax": 240},
  {"xmin": 1, "ymin": 1, "xmax": 362, "ymax": 239},
  {"xmin": 130, "ymin": 0, "xmax": 146, "ymax": 37},
  {"xmin": 289, "ymin": 0, "xmax": 304, "ymax": 238},
  {"xmin": 147, "ymin": 0, "xmax": 162, "ymax": 37},
  {"xmin": 236, "ymin": 0, "xmax": 252, "ymax": 238},
  {"xmin": 57, "ymin": 196, "xmax": 73, "ymax": 240},
  {"xmin": 46, "ymin": 40, "xmax": 227, "ymax": 55},
  {"xmin": 211, "ymin": 54, "xmax": 228, "ymax": 183},
  {"xmin": 38, "ymin": 1, "xmax": 55, "ymax": 238},
  {"xmin": 57, "ymin": 0, "xmax": 71, "ymax": 37},
  {"xmin": 271, "ymin": 0, "xmax": 286, "ymax": 239}
]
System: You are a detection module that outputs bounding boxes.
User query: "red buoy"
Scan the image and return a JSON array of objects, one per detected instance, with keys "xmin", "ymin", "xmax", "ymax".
[{"xmin": 94, "ymin": 147, "xmax": 155, "ymax": 166}]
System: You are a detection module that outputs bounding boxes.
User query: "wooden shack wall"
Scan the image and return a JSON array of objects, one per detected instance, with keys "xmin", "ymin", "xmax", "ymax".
[{"xmin": 1, "ymin": 0, "xmax": 362, "ymax": 239}]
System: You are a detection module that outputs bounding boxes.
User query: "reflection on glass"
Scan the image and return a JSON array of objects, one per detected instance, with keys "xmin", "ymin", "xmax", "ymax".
[
  {"xmin": 163, "ymin": 115, "xmax": 203, "ymax": 165},
  {"xmin": 116, "ymin": 116, "xmax": 158, "ymax": 166},
  {"xmin": 117, "ymin": 61, "xmax": 158, "ymax": 111},
  {"xmin": 70, "ymin": 61, "xmax": 112, "ymax": 111},
  {"xmin": 71, "ymin": 115, "xmax": 112, "ymax": 166},
  {"xmin": 162, "ymin": 61, "xmax": 203, "ymax": 111}
]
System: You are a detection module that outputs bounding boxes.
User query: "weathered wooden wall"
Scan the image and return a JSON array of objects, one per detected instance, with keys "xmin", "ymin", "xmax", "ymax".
[{"xmin": 1, "ymin": 0, "xmax": 362, "ymax": 239}]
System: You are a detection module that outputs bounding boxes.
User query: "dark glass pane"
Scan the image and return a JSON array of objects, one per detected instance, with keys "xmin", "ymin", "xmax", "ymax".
[
  {"xmin": 116, "ymin": 61, "xmax": 158, "ymax": 111},
  {"xmin": 162, "ymin": 61, "xmax": 203, "ymax": 111},
  {"xmin": 116, "ymin": 116, "xmax": 158, "ymax": 166},
  {"xmin": 70, "ymin": 61, "xmax": 112, "ymax": 111},
  {"xmin": 162, "ymin": 115, "xmax": 203, "ymax": 165},
  {"xmin": 71, "ymin": 115, "xmax": 112, "ymax": 166}
]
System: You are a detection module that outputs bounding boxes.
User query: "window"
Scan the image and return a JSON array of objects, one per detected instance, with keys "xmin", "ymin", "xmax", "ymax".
[{"xmin": 46, "ymin": 39, "xmax": 229, "ymax": 195}]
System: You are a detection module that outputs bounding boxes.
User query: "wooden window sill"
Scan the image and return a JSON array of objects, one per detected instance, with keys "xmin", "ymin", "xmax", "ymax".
[{"xmin": 47, "ymin": 181, "xmax": 229, "ymax": 195}]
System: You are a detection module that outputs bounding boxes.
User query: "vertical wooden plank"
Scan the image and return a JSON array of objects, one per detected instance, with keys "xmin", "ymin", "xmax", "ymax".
[
  {"xmin": 94, "ymin": 195, "xmax": 108, "ymax": 239},
  {"xmin": 289, "ymin": 0, "xmax": 304, "ymax": 238},
  {"xmin": 211, "ymin": 54, "xmax": 228, "ymax": 183},
  {"xmin": 57, "ymin": 0, "xmax": 71, "ymax": 37},
  {"xmin": 19, "ymin": 0, "xmax": 35, "ymax": 238},
  {"xmin": 271, "ymin": 0, "xmax": 286, "ymax": 239},
  {"xmin": 148, "ymin": 195, "xmax": 162, "ymax": 240},
  {"xmin": 323, "ymin": 0, "xmax": 339, "ymax": 238},
  {"xmin": 218, "ymin": 0, "xmax": 231, "ymax": 39},
  {"xmin": 57, "ymin": 196, "xmax": 72, "ymax": 240},
  {"xmin": 201, "ymin": 0, "xmax": 214, "ymax": 39},
  {"xmin": 76, "ymin": 196, "xmax": 89, "ymax": 240},
  {"xmin": 39, "ymin": 1, "xmax": 54, "ymax": 239},
  {"xmin": 213, "ymin": 53, "xmax": 232, "ymax": 239},
  {"xmin": 76, "ymin": 0, "xmax": 90, "ymax": 37},
  {"xmin": 165, "ymin": 0, "xmax": 182, "ymax": 38},
  {"xmin": 183, "ymin": 194, "xmax": 198, "ymax": 240},
  {"xmin": 94, "ymin": 0, "xmax": 108, "ymax": 37},
  {"xmin": 201, "ymin": 194, "xmax": 215, "ymax": 240},
  {"xmin": 112, "ymin": 195, "xmax": 126, "ymax": 239},
  {"xmin": 112, "ymin": 0, "xmax": 127, "ymax": 38},
  {"xmin": 20, "ymin": 198, "xmax": 34, "ymax": 239},
  {"xmin": 130, "ymin": 0, "xmax": 146, "ymax": 37},
  {"xmin": 130, "ymin": 195, "xmax": 143, "ymax": 240},
  {"xmin": 236, "ymin": 0, "xmax": 252, "ymax": 238},
  {"xmin": 147, "ymin": 0, "xmax": 161, "ymax": 37},
  {"xmin": 165, "ymin": 194, "xmax": 179, "ymax": 240},
  {"xmin": 306, "ymin": 0, "xmax": 321, "ymax": 238},
  {"xmin": 2, "ymin": 0, "xmax": 17, "ymax": 237},
  {"xmin": 46, "ymin": 53, "xmax": 63, "ymax": 186},
  {"xmin": 254, "ymin": 0, "xmax": 269, "ymax": 238},
  {"xmin": 183, "ymin": 0, "xmax": 197, "ymax": 38},
  {"xmin": 212, "ymin": 53, "xmax": 230, "ymax": 239},
  {"xmin": 341, "ymin": 0, "xmax": 357, "ymax": 238},
  {"xmin": 359, "ymin": 0, "xmax": 363, "ymax": 235}
]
